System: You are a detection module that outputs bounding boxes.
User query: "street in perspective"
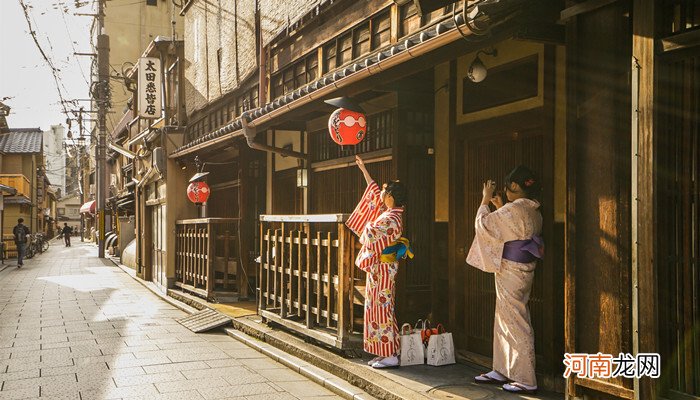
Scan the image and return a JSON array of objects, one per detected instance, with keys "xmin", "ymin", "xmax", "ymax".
[
  {"xmin": 0, "ymin": 242, "xmax": 347, "ymax": 400},
  {"xmin": 1, "ymin": 0, "xmax": 697, "ymax": 399}
]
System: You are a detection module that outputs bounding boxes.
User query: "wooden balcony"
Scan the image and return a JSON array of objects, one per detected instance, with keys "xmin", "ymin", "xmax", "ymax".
[
  {"xmin": 0, "ymin": 174, "xmax": 31, "ymax": 198},
  {"xmin": 175, "ymin": 218, "xmax": 249, "ymax": 301},
  {"xmin": 259, "ymin": 214, "xmax": 363, "ymax": 350}
]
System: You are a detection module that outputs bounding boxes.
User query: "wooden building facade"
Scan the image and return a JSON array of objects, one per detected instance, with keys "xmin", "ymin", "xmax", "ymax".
[{"xmin": 159, "ymin": 0, "xmax": 700, "ymax": 398}]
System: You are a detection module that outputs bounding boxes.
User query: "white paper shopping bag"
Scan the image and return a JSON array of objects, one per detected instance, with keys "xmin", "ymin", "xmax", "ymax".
[
  {"xmin": 426, "ymin": 324, "xmax": 456, "ymax": 366},
  {"xmin": 399, "ymin": 323, "xmax": 425, "ymax": 366}
]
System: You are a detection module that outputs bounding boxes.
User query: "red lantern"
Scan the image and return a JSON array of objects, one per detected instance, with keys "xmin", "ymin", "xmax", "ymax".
[
  {"xmin": 187, "ymin": 181, "xmax": 210, "ymax": 204},
  {"xmin": 328, "ymin": 108, "xmax": 366, "ymax": 145}
]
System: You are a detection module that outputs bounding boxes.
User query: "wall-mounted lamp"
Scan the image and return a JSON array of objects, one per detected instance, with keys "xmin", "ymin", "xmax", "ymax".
[
  {"xmin": 296, "ymin": 168, "xmax": 308, "ymax": 188},
  {"xmin": 176, "ymin": 159, "xmax": 187, "ymax": 170},
  {"xmin": 468, "ymin": 47, "xmax": 498, "ymax": 83}
]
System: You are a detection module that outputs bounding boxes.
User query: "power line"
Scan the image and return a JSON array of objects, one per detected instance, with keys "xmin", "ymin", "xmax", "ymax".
[{"xmin": 59, "ymin": 5, "xmax": 91, "ymax": 86}]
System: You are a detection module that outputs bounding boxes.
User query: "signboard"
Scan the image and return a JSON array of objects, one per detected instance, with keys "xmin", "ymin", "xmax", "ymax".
[{"xmin": 138, "ymin": 57, "xmax": 162, "ymax": 119}]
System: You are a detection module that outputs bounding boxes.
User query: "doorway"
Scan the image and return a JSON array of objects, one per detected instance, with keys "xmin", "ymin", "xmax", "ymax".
[{"xmin": 452, "ymin": 111, "xmax": 562, "ymax": 377}]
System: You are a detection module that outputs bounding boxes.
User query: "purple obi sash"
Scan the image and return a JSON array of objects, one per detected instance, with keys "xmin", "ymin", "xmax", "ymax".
[{"xmin": 502, "ymin": 235, "xmax": 544, "ymax": 264}]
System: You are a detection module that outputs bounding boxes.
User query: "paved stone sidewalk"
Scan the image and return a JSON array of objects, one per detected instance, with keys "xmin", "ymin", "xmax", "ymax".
[{"xmin": 0, "ymin": 241, "xmax": 343, "ymax": 400}]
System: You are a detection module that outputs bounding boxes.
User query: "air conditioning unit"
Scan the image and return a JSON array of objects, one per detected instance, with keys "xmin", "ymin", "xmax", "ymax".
[{"xmin": 89, "ymin": 184, "xmax": 95, "ymax": 195}]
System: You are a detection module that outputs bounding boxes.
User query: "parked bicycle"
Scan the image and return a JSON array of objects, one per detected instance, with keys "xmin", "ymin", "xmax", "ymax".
[{"xmin": 25, "ymin": 233, "xmax": 50, "ymax": 259}]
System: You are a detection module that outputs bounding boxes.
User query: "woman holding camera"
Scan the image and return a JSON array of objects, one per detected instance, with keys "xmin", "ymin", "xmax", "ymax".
[{"xmin": 468, "ymin": 166, "xmax": 543, "ymax": 394}]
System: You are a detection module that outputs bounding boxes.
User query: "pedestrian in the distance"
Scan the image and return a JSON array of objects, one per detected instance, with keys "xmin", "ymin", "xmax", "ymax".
[
  {"xmin": 13, "ymin": 218, "xmax": 30, "ymax": 268},
  {"xmin": 62, "ymin": 223, "xmax": 72, "ymax": 247}
]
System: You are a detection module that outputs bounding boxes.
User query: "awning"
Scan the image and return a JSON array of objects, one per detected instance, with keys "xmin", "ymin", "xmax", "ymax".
[
  {"xmin": 0, "ymin": 184, "xmax": 17, "ymax": 195},
  {"xmin": 80, "ymin": 200, "xmax": 96, "ymax": 214}
]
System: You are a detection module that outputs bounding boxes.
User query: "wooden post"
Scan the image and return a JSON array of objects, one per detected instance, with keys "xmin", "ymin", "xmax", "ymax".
[
  {"xmin": 632, "ymin": 1, "xmax": 658, "ymax": 398},
  {"xmin": 305, "ymin": 223, "xmax": 312, "ymax": 328},
  {"xmin": 206, "ymin": 221, "xmax": 215, "ymax": 296},
  {"xmin": 326, "ymin": 231, "xmax": 332, "ymax": 328},
  {"xmin": 336, "ymin": 223, "xmax": 348, "ymax": 344},
  {"xmin": 224, "ymin": 228, "xmax": 230, "ymax": 290},
  {"xmin": 280, "ymin": 222, "xmax": 287, "ymax": 318},
  {"xmin": 316, "ymin": 231, "xmax": 321, "ymax": 325},
  {"xmin": 297, "ymin": 229, "xmax": 302, "ymax": 318},
  {"xmin": 259, "ymin": 222, "xmax": 265, "ymax": 311}
]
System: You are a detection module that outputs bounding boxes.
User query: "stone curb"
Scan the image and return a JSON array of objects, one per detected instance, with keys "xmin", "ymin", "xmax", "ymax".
[
  {"xmin": 223, "ymin": 327, "xmax": 377, "ymax": 400},
  {"xmin": 107, "ymin": 258, "xmax": 382, "ymax": 400},
  {"xmin": 167, "ymin": 290, "xmax": 432, "ymax": 400}
]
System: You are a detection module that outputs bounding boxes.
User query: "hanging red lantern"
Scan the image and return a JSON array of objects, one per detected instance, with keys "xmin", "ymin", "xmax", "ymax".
[
  {"xmin": 187, "ymin": 181, "xmax": 210, "ymax": 204},
  {"xmin": 328, "ymin": 108, "xmax": 366, "ymax": 146}
]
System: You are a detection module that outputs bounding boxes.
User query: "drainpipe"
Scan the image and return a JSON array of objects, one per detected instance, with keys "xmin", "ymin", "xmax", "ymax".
[{"xmin": 241, "ymin": 112, "xmax": 309, "ymax": 160}]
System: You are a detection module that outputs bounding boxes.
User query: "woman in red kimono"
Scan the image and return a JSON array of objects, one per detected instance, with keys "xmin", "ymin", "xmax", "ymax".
[{"xmin": 346, "ymin": 155, "xmax": 407, "ymax": 369}]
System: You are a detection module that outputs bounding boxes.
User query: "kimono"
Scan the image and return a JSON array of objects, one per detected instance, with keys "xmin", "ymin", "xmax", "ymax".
[
  {"xmin": 466, "ymin": 198, "xmax": 543, "ymax": 387},
  {"xmin": 346, "ymin": 181, "xmax": 403, "ymax": 357}
]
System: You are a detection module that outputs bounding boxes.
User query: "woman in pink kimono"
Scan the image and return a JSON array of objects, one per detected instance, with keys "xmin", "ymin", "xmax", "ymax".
[
  {"xmin": 346, "ymin": 155, "xmax": 407, "ymax": 369},
  {"xmin": 468, "ymin": 166, "xmax": 543, "ymax": 395}
]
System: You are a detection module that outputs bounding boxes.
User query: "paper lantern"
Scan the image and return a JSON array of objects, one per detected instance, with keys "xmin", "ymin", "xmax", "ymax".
[
  {"xmin": 328, "ymin": 108, "xmax": 366, "ymax": 145},
  {"xmin": 187, "ymin": 181, "xmax": 210, "ymax": 204}
]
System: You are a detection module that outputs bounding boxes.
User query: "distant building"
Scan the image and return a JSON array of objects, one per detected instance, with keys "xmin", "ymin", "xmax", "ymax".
[
  {"xmin": 0, "ymin": 129, "xmax": 44, "ymax": 236},
  {"xmin": 43, "ymin": 124, "xmax": 66, "ymax": 197}
]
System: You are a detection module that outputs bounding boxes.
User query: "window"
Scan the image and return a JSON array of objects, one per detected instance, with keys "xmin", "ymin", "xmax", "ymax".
[
  {"xmin": 400, "ymin": 3, "xmax": 421, "ymax": 37},
  {"xmin": 338, "ymin": 33, "xmax": 352, "ymax": 66},
  {"xmin": 352, "ymin": 23, "xmax": 370, "ymax": 59},
  {"xmin": 306, "ymin": 55, "xmax": 318, "ymax": 82},
  {"xmin": 462, "ymin": 55, "xmax": 539, "ymax": 114},
  {"xmin": 294, "ymin": 62, "xmax": 306, "ymax": 87},
  {"xmin": 282, "ymin": 68, "xmax": 295, "ymax": 94},
  {"xmin": 371, "ymin": 11, "xmax": 391, "ymax": 50},
  {"xmin": 146, "ymin": 0, "xmax": 157, "ymax": 5},
  {"xmin": 323, "ymin": 42, "xmax": 337, "ymax": 73}
]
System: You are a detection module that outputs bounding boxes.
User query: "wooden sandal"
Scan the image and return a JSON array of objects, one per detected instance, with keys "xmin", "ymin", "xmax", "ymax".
[
  {"xmin": 502, "ymin": 382, "xmax": 538, "ymax": 394},
  {"xmin": 474, "ymin": 373, "xmax": 508, "ymax": 384}
]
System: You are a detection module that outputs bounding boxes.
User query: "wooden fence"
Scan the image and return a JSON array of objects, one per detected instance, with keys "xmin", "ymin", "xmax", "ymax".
[
  {"xmin": 175, "ymin": 218, "xmax": 247, "ymax": 300},
  {"xmin": 259, "ymin": 214, "xmax": 362, "ymax": 350}
]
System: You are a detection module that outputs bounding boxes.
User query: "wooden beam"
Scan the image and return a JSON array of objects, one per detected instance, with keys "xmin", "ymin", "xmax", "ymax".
[
  {"xmin": 564, "ymin": 8, "xmax": 579, "ymax": 397},
  {"xmin": 560, "ymin": 0, "xmax": 619, "ymax": 21},
  {"xmin": 575, "ymin": 377, "xmax": 635, "ymax": 399},
  {"xmin": 659, "ymin": 29, "xmax": 700, "ymax": 53},
  {"xmin": 632, "ymin": 1, "xmax": 658, "ymax": 399}
]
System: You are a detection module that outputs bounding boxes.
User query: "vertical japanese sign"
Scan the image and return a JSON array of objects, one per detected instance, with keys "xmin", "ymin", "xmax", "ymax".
[{"xmin": 138, "ymin": 57, "xmax": 162, "ymax": 119}]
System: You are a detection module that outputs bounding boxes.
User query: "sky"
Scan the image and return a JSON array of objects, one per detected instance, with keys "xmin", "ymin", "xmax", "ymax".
[{"xmin": 0, "ymin": 0, "xmax": 93, "ymax": 135}]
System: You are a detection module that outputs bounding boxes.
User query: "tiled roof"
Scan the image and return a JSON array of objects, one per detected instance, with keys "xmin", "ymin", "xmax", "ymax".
[
  {"xmin": 174, "ymin": 12, "xmax": 466, "ymax": 155},
  {"xmin": 0, "ymin": 129, "xmax": 43, "ymax": 154}
]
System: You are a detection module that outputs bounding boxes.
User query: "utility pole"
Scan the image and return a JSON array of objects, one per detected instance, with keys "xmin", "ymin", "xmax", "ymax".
[
  {"xmin": 77, "ymin": 109, "xmax": 85, "ymax": 243},
  {"xmin": 96, "ymin": 0, "xmax": 109, "ymax": 258}
]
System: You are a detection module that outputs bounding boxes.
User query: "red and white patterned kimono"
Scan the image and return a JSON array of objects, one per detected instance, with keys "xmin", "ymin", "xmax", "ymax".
[{"xmin": 346, "ymin": 181, "xmax": 403, "ymax": 357}]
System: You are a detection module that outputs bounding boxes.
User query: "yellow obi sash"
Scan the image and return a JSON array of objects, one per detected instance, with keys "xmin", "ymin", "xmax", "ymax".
[{"xmin": 379, "ymin": 237, "xmax": 414, "ymax": 263}]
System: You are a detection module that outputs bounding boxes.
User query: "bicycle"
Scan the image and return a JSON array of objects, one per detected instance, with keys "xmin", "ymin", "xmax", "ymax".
[
  {"xmin": 24, "ymin": 234, "xmax": 49, "ymax": 259},
  {"xmin": 36, "ymin": 233, "xmax": 50, "ymax": 253}
]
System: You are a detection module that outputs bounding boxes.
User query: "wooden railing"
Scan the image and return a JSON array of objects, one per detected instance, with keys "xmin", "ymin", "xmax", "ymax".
[
  {"xmin": 259, "ymin": 214, "xmax": 362, "ymax": 350},
  {"xmin": 175, "ymin": 218, "xmax": 247, "ymax": 300},
  {"xmin": 0, "ymin": 174, "xmax": 31, "ymax": 198}
]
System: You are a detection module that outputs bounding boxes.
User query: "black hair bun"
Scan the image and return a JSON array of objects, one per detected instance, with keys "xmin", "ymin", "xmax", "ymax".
[
  {"xmin": 505, "ymin": 165, "xmax": 541, "ymax": 199},
  {"xmin": 386, "ymin": 180, "xmax": 407, "ymax": 207}
]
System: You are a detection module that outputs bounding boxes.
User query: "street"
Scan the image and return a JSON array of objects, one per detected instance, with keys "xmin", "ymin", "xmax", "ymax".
[{"xmin": 0, "ymin": 241, "xmax": 343, "ymax": 400}]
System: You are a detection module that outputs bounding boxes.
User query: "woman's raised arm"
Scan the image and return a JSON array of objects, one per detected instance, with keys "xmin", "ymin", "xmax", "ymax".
[{"xmin": 356, "ymin": 155, "xmax": 372, "ymax": 185}]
